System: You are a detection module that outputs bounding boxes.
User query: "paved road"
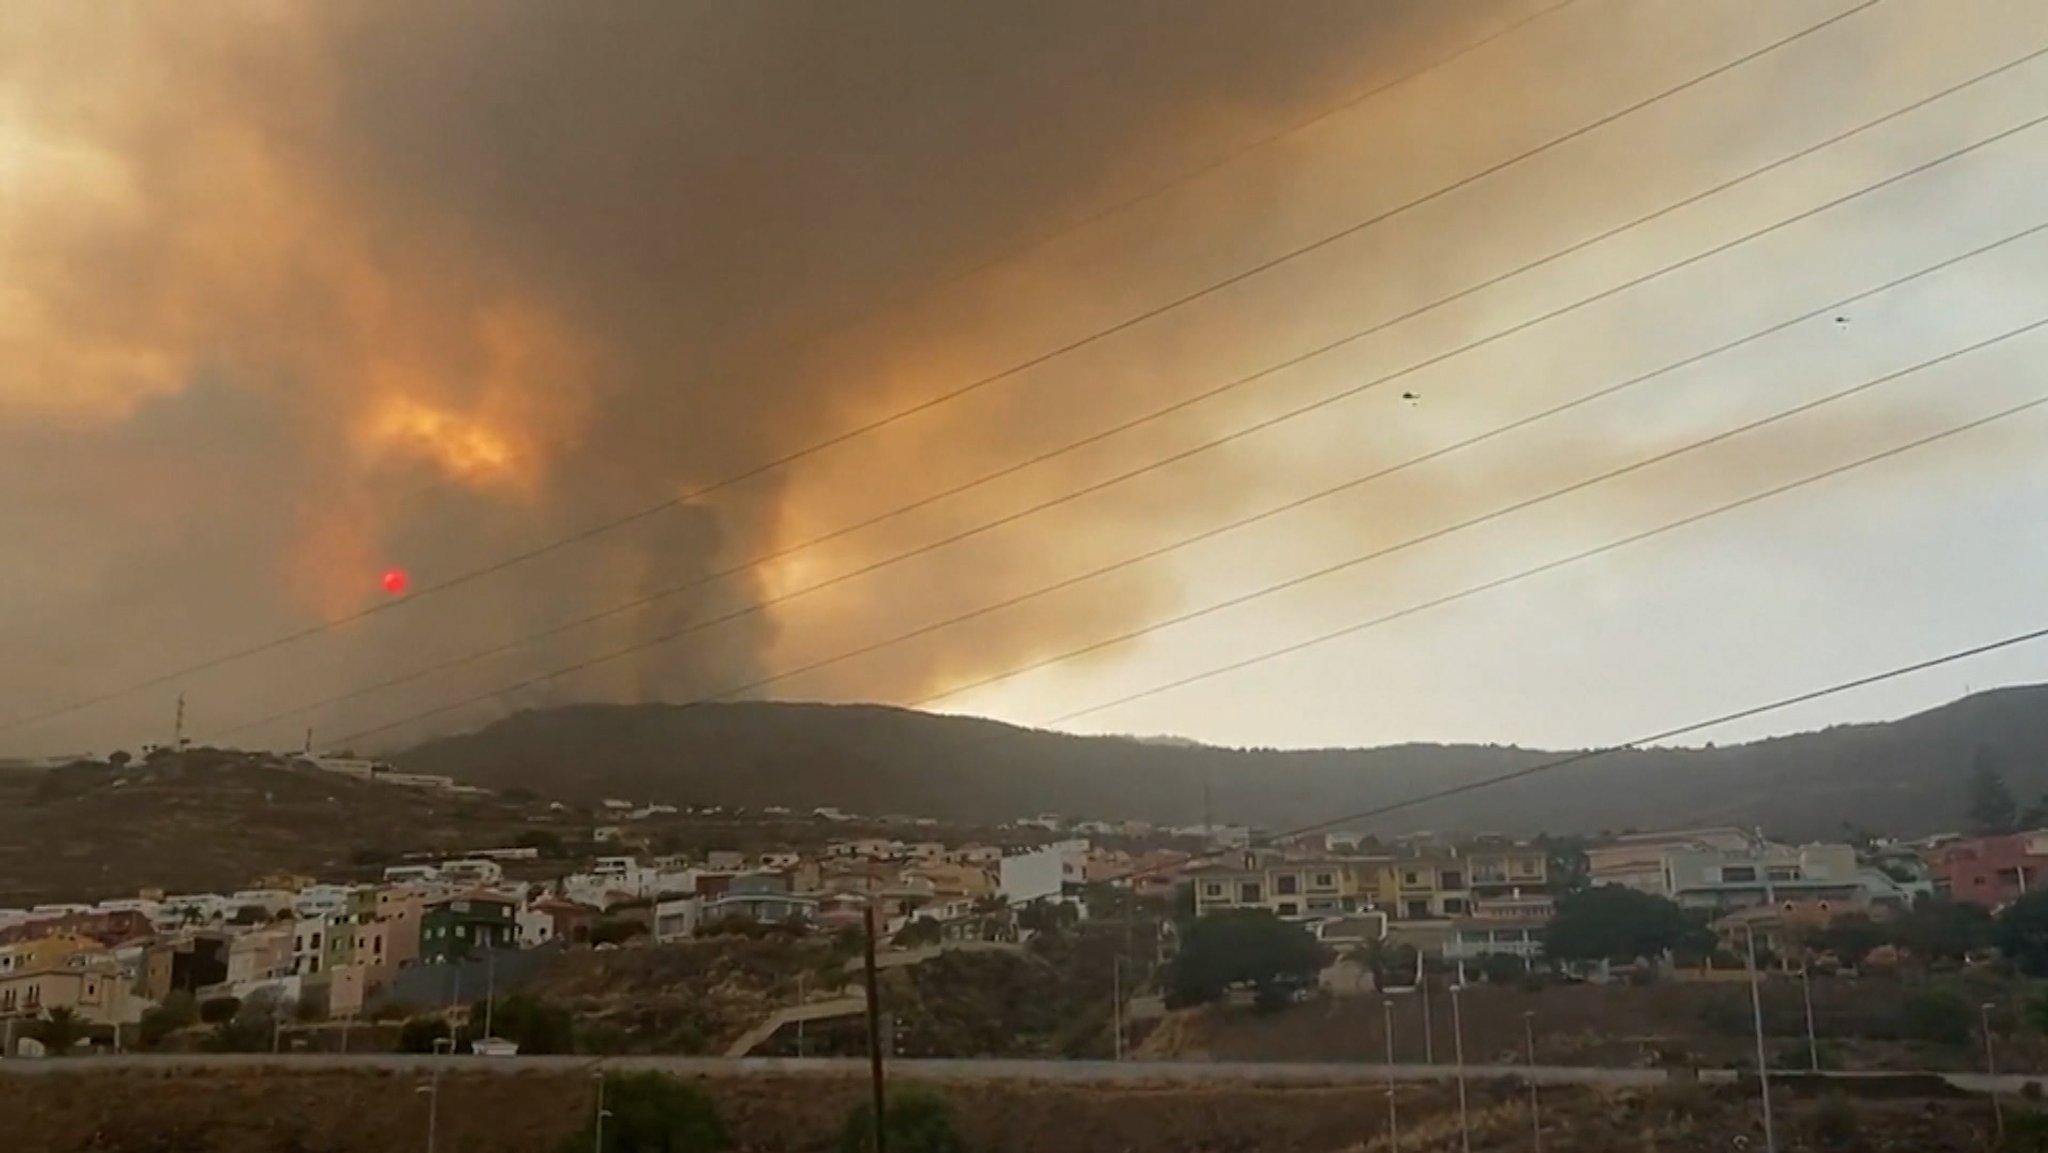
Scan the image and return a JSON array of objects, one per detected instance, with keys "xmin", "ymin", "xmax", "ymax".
[{"xmin": 0, "ymin": 1054, "xmax": 2035, "ymax": 1095}]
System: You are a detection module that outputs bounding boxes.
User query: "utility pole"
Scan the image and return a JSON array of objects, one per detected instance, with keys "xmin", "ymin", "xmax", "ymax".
[
  {"xmin": 862, "ymin": 902, "xmax": 889, "ymax": 1153},
  {"xmin": 1744, "ymin": 925, "xmax": 1777, "ymax": 1153},
  {"xmin": 592, "ymin": 1068, "xmax": 609, "ymax": 1153},
  {"xmin": 1451, "ymin": 984, "xmax": 1470, "ymax": 1153},
  {"xmin": 1382, "ymin": 998, "xmax": 1400, "ymax": 1153},
  {"xmin": 483, "ymin": 951, "xmax": 496, "ymax": 1040},
  {"xmin": 1112, "ymin": 956, "xmax": 1124, "ymax": 1062},
  {"xmin": 1983, "ymin": 1002, "xmax": 2006, "ymax": 1145},
  {"xmin": 173, "ymin": 693, "xmax": 188, "ymax": 749},
  {"xmin": 1799, "ymin": 962, "xmax": 1818, "ymax": 1071},
  {"xmin": 1522, "ymin": 1010, "xmax": 1541, "ymax": 1152},
  {"xmin": 796, "ymin": 972, "xmax": 808, "ymax": 1059},
  {"xmin": 1420, "ymin": 976, "xmax": 1434, "ymax": 1064}
]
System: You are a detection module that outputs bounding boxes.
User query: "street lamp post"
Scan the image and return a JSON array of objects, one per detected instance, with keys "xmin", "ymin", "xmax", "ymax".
[
  {"xmin": 1522, "ymin": 1010, "xmax": 1541, "ymax": 1152},
  {"xmin": 421, "ymin": 1036, "xmax": 456, "ymax": 1153},
  {"xmin": 592, "ymin": 1068, "xmax": 612, "ymax": 1153},
  {"xmin": 1983, "ymin": 1002, "xmax": 2005, "ymax": 1145},
  {"xmin": 1744, "ymin": 925, "xmax": 1778, "ymax": 1153},
  {"xmin": 1450, "ymin": 983, "xmax": 1471, "ymax": 1153},
  {"xmin": 1382, "ymin": 997, "xmax": 1400, "ymax": 1153}
]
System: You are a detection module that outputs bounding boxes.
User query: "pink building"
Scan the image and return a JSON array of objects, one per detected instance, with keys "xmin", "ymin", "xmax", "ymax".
[{"xmin": 1927, "ymin": 831, "xmax": 2048, "ymax": 909}]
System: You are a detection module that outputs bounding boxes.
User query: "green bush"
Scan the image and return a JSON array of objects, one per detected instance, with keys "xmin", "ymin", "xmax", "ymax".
[
  {"xmin": 1901, "ymin": 986, "xmax": 1975, "ymax": 1046},
  {"xmin": 594, "ymin": 1071, "xmax": 729, "ymax": 1153},
  {"xmin": 840, "ymin": 1086, "xmax": 968, "ymax": 1153},
  {"xmin": 397, "ymin": 1016, "xmax": 451, "ymax": 1053},
  {"xmin": 198, "ymin": 996, "xmax": 241, "ymax": 1025},
  {"xmin": 138, "ymin": 991, "xmax": 199, "ymax": 1048}
]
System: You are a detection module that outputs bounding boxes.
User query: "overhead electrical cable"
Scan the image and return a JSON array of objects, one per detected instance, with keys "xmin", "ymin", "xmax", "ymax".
[
  {"xmin": 212, "ymin": 210, "xmax": 2048, "ymax": 744},
  {"xmin": 5, "ymin": 2, "xmax": 1876, "ymax": 735},
  {"xmin": 224, "ymin": 91, "xmax": 2048, "ymax": 744},
  {"xmin": 324, "ymin": 308, "xmax": 2048, "ymax": 747}
]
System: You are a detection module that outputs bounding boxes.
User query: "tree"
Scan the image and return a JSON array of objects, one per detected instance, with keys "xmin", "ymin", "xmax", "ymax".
[
  {"xmin": 1165, "ymin": 909, "xmax": 1326, "ymax": 1008},
  {"xmin": 106, "ymin": 750, "xmax": 132, "ymax": 770},
  {"xmin": 1807, "ymin": 913, "xmax": 1886, "ymax": 968},
  {"xmin": 839, "ymin": 1086, "xmax": 967, "ymax": 1153},
  {"xmin": 31, "ymin": 1007, "xmax": 83, "ymax": 1054},
  {"xmin": 198, "ymin": 996, "xmax": 242, "ymax": 1024},
  {"xmin": 2000, "ymin": 891, "xmax": 2048, "ymax": 977},
  {"xmin": 1476, "ymin": 952, "xmax": 1526, "ymax": 985},
  {"xmin": 514, "ymin": 828, "xmax": 565, "ymax": 858},
  {"xmin": 894, "ymin": 916, "xmax": 943, "ymax": 949},
  {"xmin": 594, "ymin": 1072, "xmax": 729, "ymax": 1152},
  {"xmin": 138, "ymin": 991, "xmax": 199, "ymax": 1049},
  {"xmin": 397, "ymin": 1016, "xmax": 452, "ymax": 1053},
  {"xmin": 229, "ymin": 905, "xmax": 270, "ymax": 926},
  {"xmin": 1968, "ymin": 746, "xmax": 2019, "ymax": 834},
  {"xmin": 1542, "ymin": 886, "xmax": 1708, "ymax": 966},
  {"xmin": 472, "ymin": 993, "xmax": 573, "ymax": 1054},
  {"xmin": 590, "ymin": 918, "xmax": 648, "ymax": 947},
  {"xmin": 1536, "ymin": 834, "xmax": 1592, "ymax": 894},
  {"xmin": 1894, "ymin": 896, "xmax": 1994, "ymax": 966}
]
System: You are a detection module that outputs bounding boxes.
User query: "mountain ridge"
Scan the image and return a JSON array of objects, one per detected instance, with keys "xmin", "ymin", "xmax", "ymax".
[{"xmin": 394, "ymin": 684, "xmax": 2048, "ymax": 840}]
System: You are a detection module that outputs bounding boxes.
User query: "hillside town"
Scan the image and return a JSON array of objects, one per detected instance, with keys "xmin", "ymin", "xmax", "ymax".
[{"xmin": 10, "ymin": 734, "xmax": 2042, "ymax": 1062}]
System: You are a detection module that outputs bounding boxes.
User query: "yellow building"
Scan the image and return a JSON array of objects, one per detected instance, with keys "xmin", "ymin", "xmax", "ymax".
[
  {"xmin": 0, "ymin": 962, "xmax": 144, "ymax": 1027},
  {"xmin": 0, "ymin": 934, "xmax": 95, "ymax": 978}
]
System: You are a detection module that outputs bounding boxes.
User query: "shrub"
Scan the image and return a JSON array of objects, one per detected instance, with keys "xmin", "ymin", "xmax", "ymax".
[
  {"xmin": 1901, "ymin": 986, "xmax": 1974, "ymax": 1046},
  {"xmin": 1809, "ymin": 1095, "xmax": 1859, "ymax": 1148},
  {"xmin": 138, "ymin": 991, "xmax": 199, "ymax": 1048},
  {"xmin": 840, "ymin": 1086, "xmax": 968, "ymax": 1153},
  {"xmin": 198, "ymin": 996, "xmax": 242, "ymax": 1025},
  {"xmin": 397, "ymin": 1017, "xmax": 451, "ymax": 1053},
  {"xmin": 597, "ymin": 1071, "xmax": 729, "ymax": 1153}
]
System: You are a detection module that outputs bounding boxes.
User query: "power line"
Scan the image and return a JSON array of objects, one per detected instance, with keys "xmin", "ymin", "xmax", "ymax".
[
  {"xmin": 900, "ymin": 395, "xmax": 2048, "ymax": 927},
  {"xmin": 905, "ymin": 315, "xmax": 2048, "ymax": 708},
  {"xmin": 316, "ymin": 2, "xmax": 1593, "ymax": 526},
  {"xmin": 257, "ymin": 108, "xmax": 2048, "ymax": 746},
  {"xmin": 203, "ymin": 37, "xmax": 2048, "ymax": 744},
  {"xmin": 5, "ymin": 2, "xmax": 1875, "ymax": 736},
  {"xmin": 325, "ymin": 309, "xmax": 2048, "ymax": 747},
  {"xmin": 1037, "ymin": 392, "xmax": 2048, "ymax": 731},
  {"xmin": 959, "ymin": 606, "xmax": 2048, "ymax": 917}
]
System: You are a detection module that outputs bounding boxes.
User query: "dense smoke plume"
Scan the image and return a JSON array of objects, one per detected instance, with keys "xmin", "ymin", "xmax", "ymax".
[{"xmin": 5, "ymin": 0, "xmax": 2046, "ymax": 755}]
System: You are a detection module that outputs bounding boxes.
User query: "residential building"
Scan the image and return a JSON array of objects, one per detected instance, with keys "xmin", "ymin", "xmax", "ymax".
[
  {"xmin": 654, "ymin": 897, "xmax": 702, "ymax": 942},
  {"xmin": 1443, "ymin": 918, "xmax": 1546, "ymax": 965},
  {"xmin": 139, "ymin": 934, "xmax": 231, "ymax": 1002},
  {"xmin": 529, "ymin": 897, "xmax": 597, "ymax": 947},
  {"xmin": 420, "ymin": 894, "xmax": 518, "ymax": 963},
  {"xmin": 0, "ymin": 962, "xmax": 144, "ymax": 1027},
  {"xmin": 0, "ymin": 908, "xmax": 153, "ymax": 949},
  {"xmin": 224, "ymin": 925, "xmax": 294, "ymax": 987},
  {"xmin": 0, "ymin": 934, "xmax": 96, "ymax": 977},
  {"xmin": 1661, "ymin": 843, "xmax": 1864, "ymax": 912},
  {"xmin": 291, "ymin": 915, "xmax": 334, "ymax": 977},
  {"xmin": 1926, "ymin": 831, "xmax": 2048, "ymax": 910},
  {"xmin": 1586, "ymin": 828, "xmax": 1756, "ymax": 892},
  {"xmin": 1188, "ymin": 853, "xmax": 1379, "ymax": 919}
]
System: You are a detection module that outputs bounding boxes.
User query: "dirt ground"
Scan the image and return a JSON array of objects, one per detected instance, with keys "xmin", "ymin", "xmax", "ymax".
[
  {"xmin": 1139, "ymin": 976, "xmax": 2048, "ymax": 1074},
  {"xmin": 0, "ymin": 1067, "xmax": 2014, "ymax": 1153}
]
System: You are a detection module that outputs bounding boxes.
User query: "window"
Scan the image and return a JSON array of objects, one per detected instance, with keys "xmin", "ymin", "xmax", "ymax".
[
  {"xmin": 1276, "ymin": 875, "xmax": 1299, "ymax": 895},
  {"xmin": 1402, "ymin": 871, "xmax": 1423, "ymax": 887},
  {"xmin": 1313, "ymin": 873, "xmax": 1336, "ymax": 890},
  {"xmin": 1766, "ymin": 867, "xmax": 1797, "ymax": 882},
  {"xmin": 1202, "ymin": 883, "xmax": 1224, "ymax": 898},
  {"xmin": 1439, "ymin": 871, "xmax": 1464, "ymax": 890},
  {"xmin": 1722, "ymin": 866, "xmax": 1758, "ymax": 884},
  {"xmin": 1405, "ymin": 899, "xmax": 1430, "ymax": 919},
  {"xmin": 1238, "ymin": 883, "xmax": 1262, "ymax": 903},
  {"xmin": 1442, "ymin": 898, "xmax": 1468, "ymax": 915},
  {"xmin": 1275, "ymin": 902, "xmax": 1299, "ymax": 917}
]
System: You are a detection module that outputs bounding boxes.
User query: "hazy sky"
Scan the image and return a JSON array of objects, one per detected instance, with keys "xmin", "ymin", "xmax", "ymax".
[{"xmin": 4, "ymin": 0, "xmax": 2047, "ymax": 759}]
